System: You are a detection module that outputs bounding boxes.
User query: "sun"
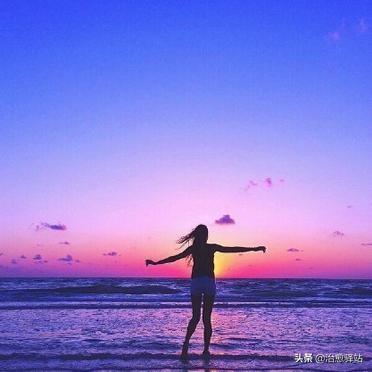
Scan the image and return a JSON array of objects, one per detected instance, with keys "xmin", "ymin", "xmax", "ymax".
[{"xmin": 214, "ymin": 254, "xmax": 228, "ymax": 278}]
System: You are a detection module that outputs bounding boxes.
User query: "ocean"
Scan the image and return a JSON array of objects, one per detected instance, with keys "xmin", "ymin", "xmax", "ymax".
[{"xmin": 0, "ymin": 278, "xmax": 371, "ymax": 371}]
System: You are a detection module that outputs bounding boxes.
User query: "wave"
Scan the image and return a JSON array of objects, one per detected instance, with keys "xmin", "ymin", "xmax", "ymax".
[
  {"xmin": 229, "ymin": 286, "xmax": 372, "ymax": 299},
  {"xmin": 342, "ymin": 287, "xmax": 372, "ymax": 296},
  {"xmin": 1, "ymin": 279, "xmax": 371, "ymax": 307},
  {"xmin": 230, "ymin": 289, "xmax": 315, "ymax": 298},
  {"xmin": 0, "ymin": 299, "xmax": 370, "ymax": 310},
  {"xmin": 0, "ymin": 284, "xmax": 181, "ymax": 295},
  {"xmin": 0, "ymin": 351, "xmax": 296, "ymax": 362}
]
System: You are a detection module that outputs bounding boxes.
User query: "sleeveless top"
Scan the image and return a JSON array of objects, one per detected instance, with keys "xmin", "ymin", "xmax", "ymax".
[{"xmin": 190, "ymin": 243, "xmax": 216, "ymax": 279}]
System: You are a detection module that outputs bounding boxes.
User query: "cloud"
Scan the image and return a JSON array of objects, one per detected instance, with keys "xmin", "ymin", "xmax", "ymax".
[
  {"xmin": 244, "ymin": 180, "xmax": 257, "ymax": 191},
  {"xmin": 326, "ymin": 18, "xmax": 349, "ymax": 43},
  {"xmin": 0, "ymin": 253, "xmax": 3, "ymax": 256},
  {"xmin": 58, "ymin": 254, "xmax": 73, "ymax": 262},
  {"xmin": 35, "ymin": 222, "xmax": 67, "ymax": 231},
  {"xmin": 332, "ymin": 230, "xmax": 345, "ymax": 237},
  {"xmin": 33, "ymin": 254, "xmax": 47, "ymax": 264},
  {"xmin": 11, "ymin": 259, "xmax": 18, "ymax": 265},
  {"xmin": 327, "ymin": 30, "xmax": 342, "ymax": 42},
  {"xmin": 264, "ymin": 177, "xmax": 273, "ymax": 187},
  {"xmin": 361, "ymin": 242, "xmax": 372, "ymax": 246},
  {"xmin": 287, "ymin": 248, "xmax": 300, "ymax": 253},
  {"xmin": 347, "ymin": 205, "xmax": 353, "ymax": 209},
  {"xmin": 326, "ymin": 19, "xmax": 346, "ymax": 42},
  {"xmin": 244, "ymin": 177, "xmax": 284, "ymax": 190},
  {"xmin": 295, "ymin": 258, "xmax": 302, "ymax": 261},
  {"xmin": 103, "ymin": 251, "xmax": 118, "ymax": 257},
  {"xmin": 75, "ymin": 259, "xmax": 80, "ymax": 263},
  {"xmin": 327, "ymin": 18, "xmax": 369, "ymax": 43},
  {"xmin": 244, "ymin": 180, "xmax": 259, "ymax": 190},
  {"xmin": 215, "ymin": 214, "xmax": 235, "ymax": 225},
  {"xmin": 20, "ymin": 255, "xmax": 27, "ymax": 259},
  {"xmin": 59, "ymin": 241, "xmax": 70, "ymax": 245}
]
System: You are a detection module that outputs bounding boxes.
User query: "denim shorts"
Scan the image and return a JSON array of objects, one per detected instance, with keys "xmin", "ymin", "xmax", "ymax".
[{"xmin": 190, "ymin": 276, "xmax": 216, "ymax": 296}]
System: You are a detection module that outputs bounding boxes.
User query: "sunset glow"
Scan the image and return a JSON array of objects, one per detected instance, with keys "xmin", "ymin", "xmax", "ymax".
[{"xmin": 1, "ymin": 1, "xmax": 371, "ymax": 279}]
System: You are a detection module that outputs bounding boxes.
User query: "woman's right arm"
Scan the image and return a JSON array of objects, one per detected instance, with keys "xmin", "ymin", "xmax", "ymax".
[{"xmin": 145, "ymin": 246, "xmax": 192, "ymax": 266}]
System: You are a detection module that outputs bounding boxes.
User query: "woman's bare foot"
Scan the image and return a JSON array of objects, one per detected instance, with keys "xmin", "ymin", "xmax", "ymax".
[
  {"xmin": 202, "ymin": 349, "xmax": 211, "ymax": 358},
  {"xmin": 180, "ymin": 343, "xmax": 189, "ymax": 360}
]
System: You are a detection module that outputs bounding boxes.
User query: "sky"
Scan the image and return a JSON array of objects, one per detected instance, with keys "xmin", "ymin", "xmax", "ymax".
[{"xmin": 1, "ymin": 0, "xmax": 371, "ymax": 278}]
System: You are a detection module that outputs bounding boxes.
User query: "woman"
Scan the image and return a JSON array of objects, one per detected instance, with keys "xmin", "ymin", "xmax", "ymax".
[{"xmin": 145, "ymin": 224, "xmax": 266, "ymax": 359}]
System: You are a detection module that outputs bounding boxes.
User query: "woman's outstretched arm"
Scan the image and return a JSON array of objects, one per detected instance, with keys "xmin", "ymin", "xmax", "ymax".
[
  {"xmin": 145, "ymin": 247, "xmax": 192, "ymax": 266},
  {"xmin": 214, "ymin": 245, "xmax": 266, "ymax": 253}
]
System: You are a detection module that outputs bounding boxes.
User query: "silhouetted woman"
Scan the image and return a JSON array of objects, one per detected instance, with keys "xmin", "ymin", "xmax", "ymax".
[{"xmin": 145, "ymin": 224, "xmax": 266, "ymax": 359}]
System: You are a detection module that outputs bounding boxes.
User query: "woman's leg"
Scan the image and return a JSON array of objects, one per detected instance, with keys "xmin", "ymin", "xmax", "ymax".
[
  {"xmin": 181, "ymin": 294, "xmax": 202, "ymax": 356},
  {"xmin": 202, "ymin": 294, "xmax": 215, "ymax": 355}
]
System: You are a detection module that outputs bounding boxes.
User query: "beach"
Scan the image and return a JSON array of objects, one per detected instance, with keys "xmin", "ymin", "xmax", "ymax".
[{"xmin": 0, "ymin": 278, "xmax": 371, "ymax": 370}]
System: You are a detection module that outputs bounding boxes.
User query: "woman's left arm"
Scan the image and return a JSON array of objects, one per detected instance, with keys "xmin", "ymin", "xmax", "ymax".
[{"xmin": 214, "ymin": 245, "xmax": 266, "ymax": 253}]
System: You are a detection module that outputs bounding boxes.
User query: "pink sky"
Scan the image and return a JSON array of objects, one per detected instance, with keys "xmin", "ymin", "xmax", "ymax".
[{"xmin": 1, "ymin": 180, "xmax": 371, "ymax": 278}]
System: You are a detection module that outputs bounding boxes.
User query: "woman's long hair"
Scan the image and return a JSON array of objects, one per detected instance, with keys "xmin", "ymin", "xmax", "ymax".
[{"xmin": 176, "ymin": 224, "xmax": 208, "ymax": 265}]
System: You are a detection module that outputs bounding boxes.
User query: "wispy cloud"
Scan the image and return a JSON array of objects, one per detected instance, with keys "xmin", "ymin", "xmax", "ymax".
[
  {"xmin": 326, "ymin": 19, "xmax": 346, "ymax": 43},
  {"xmin": 59, "ymin": 241, "xmax": 70, "ymax": 245},
  {"xmin": 35, "ymin": 222, "xmax": 67, "ymax": 231},
  {"xmin": 20, "ymin": 255, "xmax": 27, "ymax": 259},
  {"xmin": 332, "ymin": 230, "xmax": 345, "ymax": 237},
  {"xmin": 58, "ymin": 254, "xmax": 73, "ymax": 262},
  {"xmin": 244, "ymin": 177, "xmax": 284, "ymax": 190},
  {"xmin": 356, "ymin": 18, "xmax": 369, "ymax": 34},
  {"xmin": 103, "ymin": 251, "xmax": 118, "ymax": 257},
  {"xmin": 245, "ymin": 180, "xmax": 258, "ymax": 190},
  {"xmin": 327, "ymin": 18, "xmax": 369, "ymax": 42},
  {"xmin": 327, "ymin": 30, "xmax": 342, "ymax": 42},
  {"xmin": 11, "ymin": 259, "xmax": 18, "ymax": 265},
  {"xmin": 361, "ymin": 242, "xmax": 372, "ymax": 246},
  {"xmin": 295, "ymin": 258, "xmax": 302, "ymax": 261},
  {"xmin": 287, "ymin": 248, "xmax": 300, "ymax": 253},
  {"xmin": 215, "ymin": 214, "xmax": 235, "ymax": 225}
]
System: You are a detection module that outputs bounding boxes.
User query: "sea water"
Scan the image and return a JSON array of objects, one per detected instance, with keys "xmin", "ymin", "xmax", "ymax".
[{"xmin": 0, "ymin": 278, "xmax": 371, "ymax": 371}]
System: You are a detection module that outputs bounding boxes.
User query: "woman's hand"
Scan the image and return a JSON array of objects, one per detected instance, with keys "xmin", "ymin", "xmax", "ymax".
[{"xmin": 145, "ymin": 259, "xmax": 156, "ymax": 266}]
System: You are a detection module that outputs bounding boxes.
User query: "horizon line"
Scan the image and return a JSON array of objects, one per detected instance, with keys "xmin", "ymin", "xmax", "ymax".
[{"xmin": 0, "ymin": 276, "xmax": 371, "ymax": 280}]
